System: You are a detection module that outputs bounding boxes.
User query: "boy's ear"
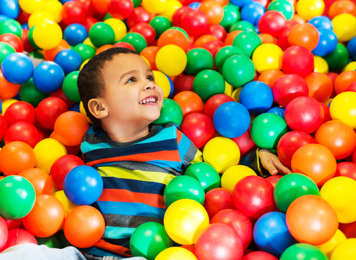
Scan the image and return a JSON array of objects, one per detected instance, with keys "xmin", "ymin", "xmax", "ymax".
[{"xmin": 87, "ymin": 98, "xmax": 109, "ymax": 119}]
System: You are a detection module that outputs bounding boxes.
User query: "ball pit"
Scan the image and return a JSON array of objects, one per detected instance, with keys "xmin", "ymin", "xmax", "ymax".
[{"xmin": 0, "ymin": 0, "xmax": 355, "ymax": 258}]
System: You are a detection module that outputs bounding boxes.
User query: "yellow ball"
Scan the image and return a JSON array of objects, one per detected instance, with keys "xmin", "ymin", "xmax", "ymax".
[
  {"xmin": 164, "ymin": 199, "xmax": 209, "ymax": 245},
  {"xmin": 54, "ymin": 190, "xmax": 77, "ymax": 217},
  {"xmin": 221, "ymin": 165, "xmax": 256, "ymax": 192},
  {"xmin": 142, "ymin": 0, "xmax": 168, "ymax": 13},
  {"xmin": 332, "ymin": 13, "xmax": 356, "ymax": 42},
  {"xmin": 224, "ymin": 81, "xmax": 233, "ymax": 97},
  {"xmin": 83, "ymin": 38, "xmax": 95, "ymax": 48},
  {"xmin": 155, "ymin": 247, "xmax": 197, "ymax": 260},
  {"xmin": 156, "ymin": 45, "xmax": 187, "ymax": 76},
  {"xmin": 153, "ymin": 70, "xmax": 171, "ymax": 98},
  {"xmin": 28, "ymin": 12, "xmax": 55, "ymax": 28},
  {"xmin": 19, "ymin": 0, "xmax": 43, "ymax": 14},
  {"xmin": 203, "ymin": 137, "xmax": 240, "ymax": 173},
  {"xmin": 331, "ymin": 239, "xmax": 356, "ymax": 260},
  {"xmin": 33, "ymin": 21, "xmax": 63, "ymax": 50},
  {"xmin": 232, "ymin": 88, "xmax": 242, "ymax": 101},
  {"xmin": 320, "ymin": 176, "xmax": 356, "ymax": 223},
  {"xmin": 160, "ymin": 0, "xmax": 182, "ymax": 20},
  {"xmin": 79, "ymin": 101, "xmax": 92, "ymax": 124},
  {"xmin": 104, "ymin": 18, "xmax": 127, "ymax": 42},
  {"xmin": 1, "ymin": 99, "xmax": 18, "ymax": 115},
  {"xmin": 252, "ymin": 43, "xmax": 283, "ymax": 73},
  {"xmin": 314, "ymin": 56, "xmax": 329, "ymax": 73},
  {"xmin": 318, "ymin": 229, "xmax": 347, "ymax": 257},
  {"xmin": 296, "ymin": 0, "xmax": 325, "ymax": 20},
  {"xmin": 33, "ymin": 138, "xmax": 67, "ymax": 173},
  {"xmin": 343, "ymin": 61, "xmax": 356, "ymax": 72},
  {"xmin": 39, "ymin": 0, "xmax": 63, "ymax": 23},
  {"xmin": 80, "ymin": 59, "xmax": 89, "ymax": 71},
  {"xmin": 330, "ymin": 91, "xmax": 356, "ymax": 129}
]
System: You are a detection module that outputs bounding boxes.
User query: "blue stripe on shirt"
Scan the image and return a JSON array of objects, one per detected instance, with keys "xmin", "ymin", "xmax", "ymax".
[
  {"xmin": 102, "ymin": 177, "xmax": 165, "ymax": 194},
  {"xmin": 104, "ymin": 226, "xmax": 135, "ymax": 240}
]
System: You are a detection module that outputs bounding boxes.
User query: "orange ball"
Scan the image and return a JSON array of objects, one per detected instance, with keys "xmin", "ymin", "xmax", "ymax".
[
  {"xmin": 173, "ymin": 91, "xmax": 204, "ymax": 116},
  {"xmin": 22, "ymin": 194, "xmax": 65, "ymax": 238},
  {"xmin": 0, "ymin": 141, "xmax": 36, "ymax": 175},
  {"xmin": 194, "ymin": 35, "xmax": 218, "ymax": 48},
  {"xmin": 258, "ymin": 69, "xmax": 284, "ymax": 88},
  {"xmin": 315, "ymin": 120, "xmax": 356, "ymax": 160},
  {"xmin": 0, "ymin": 71, "xmax": 20, "ymax": 100},
  {"xmin": 286, "ymin": 195, "xmax": 339, "ymax": 245},
  {"xmin": 305, "ymin": 72, "xmax": 333, "ymax": 103},
  {"xmin": 199, "ymin": 1, "xmax": 224, "ymax": 25},
  {"xmin": 141, "ymin": 46, "xmax": 159, "ymax": 70},
  {"xmin": 43, "ymin": 40, "xmax": 71, "ymax": 61},
  {"xmin": 334, "ymin": 71, "xmax": 356, "ymax": 94},
  {"xmin": 157, "ymin": 29, "xmax": 189, "ymax": 51},
  {"xmin": 259, "ymin": 33, "xmax": 277, "ymax": 44},
  {"xmin": 53, "ymin": 111, "xmax": 89, "ymax": 147},
  {"xmin": 204, "ymin": 0, "xmax": 229, "ymax": 6},
  {"xmin": 224, "ymin": 30, "xmax": 241, "ymax": 46},
  {"xmin": 328, "ymin": 0, "xmax": 356, "ymax": 18},
  {"xmin": 96, "ymin": 44, "xmax": 113, "ymax": 54},
  {"xmin": 64, "ymin": 205, "xmax": 105, "ymax": 248},
  {"xmin": 288, "ymin": 23, "xmax": 319, "ymax": 51},
  {"xmin": 291, "ymin": 144, "xmax": 337, "ymax": 186},
  {"xmin": 19, "ymin": 168, "xmax": 56, "ymax": 196}
]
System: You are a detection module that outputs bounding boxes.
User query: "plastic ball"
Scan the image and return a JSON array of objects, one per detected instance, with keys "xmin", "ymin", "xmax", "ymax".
[
  {"xmin": 4, "ymin": 122, "xmax": 40, "ymax": 148},
  {"xmin": 32, "ymin": 21, "xmax": 62, "ymax": 50},
  {"xmin": 324, "ymin": 43, "xmax": 349, "ymax": 71},
  {"xmin": 330, "ymin": 91, "xmax": 356, "ymax": 129},
  {"xmin": 4, "ymin": 101, "xmax": 35, "ymax": 125},
  {"xmin": 54, "ymin": 49, "xmax": 82, "ymax": 75},
  {"xmin": 309, "ymin": 16, "xmax": 333, "ymax": 30},
  {"xmin": 0, "ymin": 42, "xmax": 15, "ymax": 64},
  {"xmin": 331, "ymin": 238, "xmax": 356, "ymax": 260},
  {"xmin": 232, "ymin": 130, "xmax": 256, "ymax": 156},
  {"xmin": 268, "ymin": 0, "xmax": 294, "ymax": 20},
  {"xmin": 150, "ymin": 16, "xmax": 171, "ymax": 37},
  {"xmin": 195, "ymin": 223, "xmax": 244, "ymax": 260},
  {"xmin": 306, "ymin": 72, "xmax": 333, "ymax": 103},
  {"xmin": 104, "ymin": 18, "xmax": 127, "ymax": 42},
  {"xmin": 19, "ymin": 167, "xmax": 54, "ymax": 196},
  {"xmin": 35, "ymin": 97, "xmax": 68, "ymax": 130},
  {"xmin": 223, "ymin": 54, "xmax": 255, "ymax": 87},
  {"xmin": 232, "ymin": 31, "xmax": 261, "ymax": 58},
  {"xmin": 0, "ymin": 216, "xmax": 7, "ymax": 251},
  {"xmin": 220, "ymin": 4, "xmax": 240, "ymax": 30},
  {"xmin": 281, "ymin": 244, "xmax": 328, "ymax": 260},
  {"xmin": 153, "ymin": 98, "xmax": 183, "ymax": 126},
  {"xmin": 332, "ymin": 13, "xmax": 356, "ymax": 42},
  {"xmin": 313, "ymin": 28, "xmax": 337, "ymax": 57},
  {"xmin": 121, "ymin": 32, "xmax": 147, "ymax": 53},
  {"xmin": 33, "ymin": 61, "xmax": 65, "ymax": 93},
  {"xmin": 19, "ymin": 78, "xmax": 48, "ymax": 107},
  {"xmin": 61, "ymin": 1, "xmax": 87, "ymax": 25},
  {"xmin": 258, "ymin": 11, "xmax": 286, "ymax": 37},
  {"xmin": 288, "ymin": 23, "xmax": 319, "ymax": 51},
  {"xmin": 130, "ymin": 22, "xmax": 156, "ymax": 46},
  {"xmin": 3, "ymin": 228, "xmax": 37, "ymax": 250},
  {"xmin": 0, "ymin": 19, "xmax": 22, "ymax": 38},
  {"xmin": 73, "ymin": 43, "xmax": 96, "ymax": 62},
  {"xmin": 185, "ymin": 48, "xmax": 213, "ymax": 75},
  {"xmin": 240, "ymin": 81, "xmax": 273, "ymax": 114},
  {"xmin": 109, "ymin": 0, "xmax": 133, "ymax": 19},
  {"xmin": 204, "ymin": 94, "xmax": 234, "ymax": 118},
  {"xmin": 193, "ymin": 69, "xmax": 225, "ymax": 101},
  {"xmin": 198, "ymin": 1, "xmax": 224, "ymax": 25},
  {"xmin": 181, "ymin": 10, "xmax": 209, "ymax": 37},
  {"xmin": 1, "ymin": 53, "xmax": 33, "ymax": 84},
  {"xmin": 296, "ymin": 0, "xmax": 325, "ymax": 20},
  {"xmin": 252, "ymin": 43, "xmax": 283, "ymax": 73},
  {"xmin": 314, "ymin": 56, "xmax": 329, "ymax": 73},
  {"xmin": 160, "ymin": 0, "xmax": 182, "ymax": 21},
  {"xmin": 318, "ymin": 229, "xmax": 346, "ymax": 256},
  {"xmin": 173, "ymin": 91, "xmax": 203, "ymax": 116},
  {"xmin": 230, "ymin": 21, "xmax": 255, "ymax": 33},
  {"xmin": 336, "ymin": 162, "xmax": 356, "ymax": 180},
  {"xmin": 241, "ymin": 2, "xmax": 265, "ymax": 26},
  {"xmin": 204, "ymin": 188, "xmax": 234, "ymax": 218},
  {"xmin": 243, "ymin": 251, "xmax": 278, "ymax": 260},
  {"xmin": 258, "ymin": 69, "xmax": 284, "ymax": 88},
  {"xmin": 273, "ymin": 74, "xmax": 308, "ymax": 107},
  {"xmin": 152, "ymin": 70, "xmax": 170, "ymax": 98},
  {"xmin": 335, "ymin": 71, "xmax": 356, "ymax": 94},
  {"xmin": 155, "ymin": 247, "xmax": 197, "ymax": 260},
  {"xmin": 155, "ymin": 45, "xmax": 186, "ymax": 76},
  {"xmin": 347, "ymin": 36, "xmax": 356, "ymax": 61},
  {"xmin": 221, "ymin": 165, "xmax": 256, "ymax": 193},
  {"xmin": 63, "ymin": 23, "xmax": 87, "ymax": 46},
  {"xmin": 184, "ymin": 162, "xmax": 220, "ymax": 192},
  {"xmin": 89, "ymin": 22, "xmax": 115, "ymax": 48},
  {"xmin": 282, "ymin": 46, "xmax": 314, "ymax": 77}
]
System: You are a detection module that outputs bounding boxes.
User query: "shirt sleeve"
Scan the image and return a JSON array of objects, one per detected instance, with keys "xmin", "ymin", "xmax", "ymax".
[{"xmin": 176, "ymin": 128, "xmax": 202, "ymax": 170}]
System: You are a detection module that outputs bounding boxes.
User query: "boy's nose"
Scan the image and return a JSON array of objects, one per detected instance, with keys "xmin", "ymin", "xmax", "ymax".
[{"xmin": 144, "ymin": 83, "xmax": 156, "ymax": 90}]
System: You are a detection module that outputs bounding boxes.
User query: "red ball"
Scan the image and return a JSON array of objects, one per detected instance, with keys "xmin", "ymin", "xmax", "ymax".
[
  {"xmin": 181, "ymin": 112, "xmax": 215, "ymax": 148},
  {"xmin": 0, "ymin": 216, "xmax": 8, "ymax": 252},
  {"xmin": 130, "ymin": 22, "xmax": 156, "ymax": 45},
  {"xmin": 258, "ymin": 11, "xmax": 286, "ymax": 38},
  {"xmin": 204, "ymin": 94, "xmax": 234, "ymax": 118},
  {"xmin": 211, "ymin": 209, "xmax": 252, "ymax": 249},
  {"xmin": 126, "ymin": 7, "xmax": 152, "ymax": 28},
  {"xmin": 277, "ymin": 130, "xmax": 316, "ymax": 168},
  {"xmin": 62, "ymin": 1, "xmax": 87, "ymax": 25},
  {"xmin": 266, "ymin": 175, "xmax": 282, "ymax": 188},
  {"xmin": 77, "ymin": 0, "xmax": 96, "ymax": 17},
  {"xmin": 335, "ymin": 162, "xmax": 356, "ymax": 180},
  {"xmin": 5, "ymin": 219, "xmax": 22, "ymax": 230},
  {"xmin": 243, "ymin": 251, "xmax": 278, "ymax": 260},
  {"xmin": 0, "ymin": 33, "xmax": 24, "ymax": 52},
  {"xmin": 339, "ymin": 222, "xmax": 356, "ymax": 238},
  {"xmin": 35, "ymin": 97, "xmax": 68, "ymax": 130},
  {"xmin": 232, "ymin": 176, "xmax": 276, "ymax": 220},
  {"xmin": 50, "ymin": 154, "xmax": 85, "ymax": 190},
  {"xmin": 0, "ymin": 114, "xmax": 8, "ymax": 141},
  {"xmin": 4, "ymin": 101, "xmax": 35, "ymax": 125},
  {"xmin": 203, "ymin": 40, "xmax": 224, "ymax": 57},
  {"xmin": 273, "ymin": 74, "xmax": 309, "ymax": 107},
  {"xmin": 347, "ymin": 82, "xmax": 356, "ymax": 92},
  {"xmin": 4, "ymin": 122, "xmax": 40, "ymax": 147},
  {"xmin": 231, "ymin": 130, "xmax": 256, "ymax": 156},
  {"xmin": 204, "ymin": 188, "xmax": 234, "ymax": 218},
  {"xmin": 21, "ymin": 29, "xmax": 33, "ymax": 53},
  {"xmin": 3, "ymin": 229, "xmax": 37, "ymax": 251},
  {"xmin": 113, "ymin": 41, "xmax": 136, "ymax": 51},
  {"xmin": 320, "ymin": 102, "xmax": 331, "ymax": 122},
  {"xmin": 282, "ymin": 46, "xmax": 314, "ymax": 77},
  {"xmin": 208, "ymin": 24, "xmax": 226, "ymax": 41},
  {"xmin": 181, "ymin": 10, "xmax": 209, "ymax": 37},
  {"xmin": 195, "ymin": 223, "xmax": 244, "ymax": 260},
  {"xmin": 172, "ymin": 6, "xmax": 192, "ymax": 27},
  {"xmin": 173, "ymin": 74, "xmax": 194, "ymax": 94},
  {"xmin": 285, "ymin": 96, "xmax": 324, "ymax": 133},
  {"xmin": 353, "ymin": 149, "xmax": 356, "ymax": 163},
  {"xmin": 109, "ymin": 0, "xmax": 134, "ymax": 20},
  {"xmin": 50, "ymin": 88, "xmax": 75, "ymax": 108}
]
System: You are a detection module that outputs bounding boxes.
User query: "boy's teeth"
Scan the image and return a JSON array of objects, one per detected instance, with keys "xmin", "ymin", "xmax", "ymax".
[{"xmin": 140, "ymin": 97, "xmax": 157, "ymax": 104}]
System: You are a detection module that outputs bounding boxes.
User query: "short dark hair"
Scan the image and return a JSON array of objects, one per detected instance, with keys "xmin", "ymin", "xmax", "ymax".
[{"xmin": 78, "ymin": 47, "xmax": 137, "ymax": 129}]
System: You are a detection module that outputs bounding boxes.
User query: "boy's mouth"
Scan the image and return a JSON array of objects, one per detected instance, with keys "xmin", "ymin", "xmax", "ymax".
[{"xmin": 139, "ymin": 95, "xmax": 159, "ymax": 105}]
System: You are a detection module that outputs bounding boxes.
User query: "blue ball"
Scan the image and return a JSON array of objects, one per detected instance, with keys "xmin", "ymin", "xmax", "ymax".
[
  {"xmin": 69, "ymin": 103, "xmax": 80, "ymax": 112},
  {"xmin": 230, "ymin": 0, "xmax": 252, "ymax": 7},
  {"xmin": 189, "ymin": 2, "xmax": 200, "ymax": 9},
  {"xmin": 241, "ymin": 2, "xmax": 265, "ymax": 26},
  {"xmin": 239, "ymin": 81, "xmax": 273, "ymax": 114},
  {"xmin": 308, "ymin": 16, "xmax": 333, "ymax": 31},
  {"xmin": 64, "ymin": 165, "xmax": 104, "ymax": 205},
  {"xmin": 64, "ymin": 23, "xmax": 88, "ymax": 46},
  {"xmin": 33, "ymin": 61, "xmax": 64, "ymax": 93},
  {"xmin": 54, "ymin": 49, "xmax": 82, "ymax": 74},
  {"xmin": 213, "ymin": 101, "xmax": 250, "ymax": 138},
  {"xmin": 347, "ymin": 36, "xmax": 356, "ymax": 61},
  {"xmin": 267, "ymin": 107, "xmax": 285, "ymax": 119},
  {"xmin": 0, "ymin": 0, "xmax": 20, "ymax": 19},
  {"xmin": 0, "ymin": 15, "xmax": 9, "ymax": 22},
  {"xmin": 312, "ymin": 28, "xmax": 337, "ymax": 57},
  {"xmin": 253, "ymin": 212, "xmax": 295, "ymax": 256},
  {"xmin": 21, "ymin": 23, "xmax": 29, "ymax": 30},
  {"xmin": 1, "ymin": 53, "xmax": 33, "ymax": 84}
]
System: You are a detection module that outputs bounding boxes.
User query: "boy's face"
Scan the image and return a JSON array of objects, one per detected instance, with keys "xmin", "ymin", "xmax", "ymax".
[{"xmin": 99, "ymin": 53, "xmax": 163, "ymax": 127}]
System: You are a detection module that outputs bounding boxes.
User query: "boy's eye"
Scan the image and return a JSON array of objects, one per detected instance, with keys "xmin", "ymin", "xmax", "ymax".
[
  {"xmin": 126, "ymin": 76, "xmax": 137, "ymax": 84},
  {"xmin": 147, "ymin": 75, "xmax": 154, "ymax": 81}
]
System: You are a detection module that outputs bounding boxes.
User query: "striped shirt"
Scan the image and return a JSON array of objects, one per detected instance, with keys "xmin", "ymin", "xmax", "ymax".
[{"xmin": 80, "ymin": 124, "xmax": 202, "ymax": 257}]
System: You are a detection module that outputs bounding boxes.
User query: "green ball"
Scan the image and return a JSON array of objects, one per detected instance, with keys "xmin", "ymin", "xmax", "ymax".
[
  {"xmin": 0, "ymin": 42, "xmax": 15, "ymax": 65},
  {"xmin": 170, "ymin": 27, "xmax": 189, "ymax": 39},
  {"xmin": 153, "ymin": 98, "xmax": 183, "ymax": 126},
  {"xmin": 29, "ymin": 51, "xmax": 44, "ymax": 59},
  {"xmin": 150, "ymin": 16, "xmax": 172, "ymax": 38},
  {"xmin": 130, "ymin": 222, "xmax": 173, "ymax": 260},
  {"xmin": 215, "ymin": 46, "xmax": 245, "ymax": 72},
  {"xmin": 63, "ymin": 71, "xmax": 80, "ymax": 103},
  {"xmin": 193, "ymin": 69, "xmax": 225, "ymax": 101},
  {"xmin": 281, "ymin": 244, "xmax": 328, "ymax": 260},
  {"xmin": 20, "ymin": 78, "xmax": 48, "ymax": 107},
  {"xmin": 37, "ymin": 235, "xmax": 62, "ymax": 248},
  {"xmin": 185, "ymin": 48, "xmax": 214, "ymax": 75},
  {"xmin": 28, "ymin": 27, "xmax": 40, "ymax": 50},
  {"xmin": 104, "ymin": 13, "xmax": 112, "ymax": 20},
  {"xmin": 184, "ymin": 162, "xmax": 220, "ymax": 192},
  {"xmin": 251, "ymin": 113, "xmax": 287, "ymax": 149},
  {"xmin": 268, "ymin": 0, "xmax": 294, "ymax": 20},
  {"xmin": 132, "ymin": 0, "xmax": 142, "ymax": 7},
  {"xmin": 232, "ymin": 31, "xmax": 261, "ymax": 57},
  {"xmin": 0, "ymin": 19, "xmax": 22, "ymax": 38},
  {"xmin": 220, "ymin": 4, "xmax": 240, "ymax": 30},
  {"xmin": 0, "ymin": 176, "xmax": 36, "ymax": 219},
  {"xmin": 230, "ymin": 21, "xmax": 255, "ymax": 33},
  {"xmin": 164, "ymin": 175, "xmax": 205, "ymax": 206},
  {"xmin": 121, "ymin": 32, "xmax": 147, "ymax": 53},
  {"xmin": 324, "ymin": 43, "xmax": 349, "ymax": 72},
  {"xmin": 274, "ymin": 173, "xmax": 320, "ymax": 212},
  {"xmin": 89, "ymin": 22, "xmax": 115, "ymax": 47},
  {"xmin": 74, "ymin": 43, "xmax": 96, "ymax": 61},
  {"xmin": 222, "ymin": 54, "xmax": 255, "ymax": 87}
]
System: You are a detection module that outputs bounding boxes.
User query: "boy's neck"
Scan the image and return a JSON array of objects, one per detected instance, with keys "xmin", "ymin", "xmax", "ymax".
[{"xmin": 104, "ymin": 123, "xmax": 150, "ymax": 143}]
